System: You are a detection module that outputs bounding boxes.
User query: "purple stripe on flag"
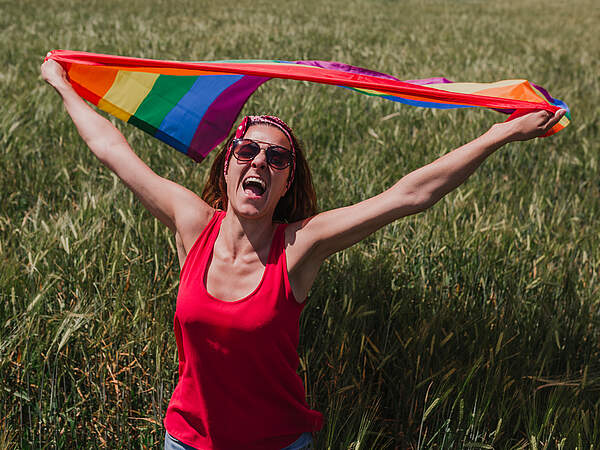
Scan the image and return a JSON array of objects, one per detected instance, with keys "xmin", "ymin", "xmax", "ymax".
[
  {"xmin": 292, "ymin": 60, "xmax": 402, "ymax": 81},
  {"xmin": 292, "ymin": 62, "xmax": 454, "ymax": 86},
  {"xmin": 187, "ymin": 75, "xmax": 270, "ymax": 162},
  {"xmin": 293, "ymin": 61, "xmax": 454, "ymax": 87},
  {"xmin": 531, "ymin": 82, "xmax": 570, "ymax": 113},
  {"xmin": 404, "ymin": 77, "xmax": 453, "ymax": 85},
  {"xmin": 531, "ymin": 82, "xmax": 555, "ymax": 104}
]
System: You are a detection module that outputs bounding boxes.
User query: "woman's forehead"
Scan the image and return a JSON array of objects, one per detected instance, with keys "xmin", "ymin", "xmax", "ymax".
[{"xmin": 244, "ymin": 124, "xmax": 290, "ymax": 148}]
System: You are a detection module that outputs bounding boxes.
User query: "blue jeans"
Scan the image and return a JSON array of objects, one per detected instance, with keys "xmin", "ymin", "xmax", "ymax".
[{"xmin": 164, "ymin": 430, "xmax": 314, "ymax": 450}]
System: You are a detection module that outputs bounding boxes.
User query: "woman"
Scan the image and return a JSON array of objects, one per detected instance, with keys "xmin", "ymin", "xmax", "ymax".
[{"xmin": 40, "ymin": 58, "xmax": 565, "ymax": 450}]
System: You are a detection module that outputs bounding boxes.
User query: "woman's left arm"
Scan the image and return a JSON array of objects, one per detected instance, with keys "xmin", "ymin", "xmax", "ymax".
[{"xmin": 288, "ymin": 109, "xmax": 565, "ymax": 271}]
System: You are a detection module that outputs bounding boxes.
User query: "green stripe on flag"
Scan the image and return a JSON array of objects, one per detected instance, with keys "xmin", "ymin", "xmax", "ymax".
[{"xmin": 130, "ymin": 75, "xmax": 199, "ymax": 131}]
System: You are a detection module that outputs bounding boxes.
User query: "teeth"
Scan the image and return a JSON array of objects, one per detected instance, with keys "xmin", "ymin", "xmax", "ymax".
[{"xmin": 244, "ymin": 176, "xmax": 266, "ymax": 189}]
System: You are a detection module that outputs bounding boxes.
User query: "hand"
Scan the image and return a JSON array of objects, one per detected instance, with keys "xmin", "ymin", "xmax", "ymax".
[
  {"xmin": 40, "ymin": 58, "xmax": 71, "ymax": 91},
  {"xmin": 502, "ymin": 109, "xmax": 567, "ymax": 142}
]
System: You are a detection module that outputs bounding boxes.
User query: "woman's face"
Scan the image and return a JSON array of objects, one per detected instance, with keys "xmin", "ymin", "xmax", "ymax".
[{"xmin": 225, "ymin": 124, "xmax": 291, "ymax": 220}]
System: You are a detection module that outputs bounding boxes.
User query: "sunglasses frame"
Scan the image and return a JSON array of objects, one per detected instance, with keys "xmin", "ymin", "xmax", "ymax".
[{"xmin": 231, "ymin": 138, "xmax": 293, "ymax": 170}]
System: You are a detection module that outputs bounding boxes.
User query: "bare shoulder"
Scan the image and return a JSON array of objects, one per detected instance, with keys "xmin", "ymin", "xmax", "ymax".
[{"xmin": 283, "ymin": 210, "xmax": 345, "ymax": 266}]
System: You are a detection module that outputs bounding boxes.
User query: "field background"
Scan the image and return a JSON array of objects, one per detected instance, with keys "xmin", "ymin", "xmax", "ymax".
[{"xmin": 1, "ymin": 0, "xmax": 598, "ymax": 448}]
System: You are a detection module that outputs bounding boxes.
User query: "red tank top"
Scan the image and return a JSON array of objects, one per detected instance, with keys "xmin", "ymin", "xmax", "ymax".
[{"xmin": 164, "ymin": 211, "xmax": 323, "ymax": 449}]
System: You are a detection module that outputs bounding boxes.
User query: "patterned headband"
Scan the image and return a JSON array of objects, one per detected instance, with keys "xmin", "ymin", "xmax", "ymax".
[{"xmin": 224, "ymin": 115, "xmax": 296, "ymax": 190}]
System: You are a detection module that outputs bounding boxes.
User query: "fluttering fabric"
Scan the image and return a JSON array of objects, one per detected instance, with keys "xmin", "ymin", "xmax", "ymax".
[{"xmin": 46, "ymin": 50, "xmax": 570, "ymax": 162}]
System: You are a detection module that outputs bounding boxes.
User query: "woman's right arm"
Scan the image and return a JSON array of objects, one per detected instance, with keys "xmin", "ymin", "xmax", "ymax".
[{"xmin": 40, "ymin": 59, "xmax": 212, "ymax": 250}]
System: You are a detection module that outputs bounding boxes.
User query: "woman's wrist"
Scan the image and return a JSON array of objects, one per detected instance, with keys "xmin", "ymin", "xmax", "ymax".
[
  {"xmin": 51, "ymin": 79, "xmax": 76, "ymax": 98},
  {"xmin": 487, "ymin": 121, "xmax": 515, "ymax": 146}
]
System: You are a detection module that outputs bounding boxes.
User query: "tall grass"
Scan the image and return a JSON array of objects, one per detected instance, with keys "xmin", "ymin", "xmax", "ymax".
[{"xmin": 1, "ymin": 0, "xmax": 598, "ymax": 448}]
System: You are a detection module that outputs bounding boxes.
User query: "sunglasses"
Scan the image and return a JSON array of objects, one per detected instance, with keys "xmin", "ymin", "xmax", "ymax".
[{"xmin": 231, "ymin": 139, "xmax": 293, "ymax": 170}]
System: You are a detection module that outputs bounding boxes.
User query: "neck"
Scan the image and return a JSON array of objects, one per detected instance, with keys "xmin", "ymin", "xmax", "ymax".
[{"xmin": 219, "ymin": 209, "xmax": 276, "ymax": 261}]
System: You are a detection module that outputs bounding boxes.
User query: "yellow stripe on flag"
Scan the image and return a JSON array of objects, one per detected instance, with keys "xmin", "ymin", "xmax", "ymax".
[
  {"xmin": 426, "ymin": 80, "xmax": 526, "ymax": 95},
  {"xmin": 98, "ymin": 71, "xmax": 159, "ymax": 122}
]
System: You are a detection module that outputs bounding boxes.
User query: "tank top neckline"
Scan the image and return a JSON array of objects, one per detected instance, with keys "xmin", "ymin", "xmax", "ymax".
[{"xmin": 200, "ymin": 210, "xmax": 284, "ymax": 304}]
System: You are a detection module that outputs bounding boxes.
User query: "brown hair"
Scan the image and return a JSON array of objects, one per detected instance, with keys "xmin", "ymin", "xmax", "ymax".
[{"xmin": 201, "ymin": 122, "xmax": 317, "ymax": 223}]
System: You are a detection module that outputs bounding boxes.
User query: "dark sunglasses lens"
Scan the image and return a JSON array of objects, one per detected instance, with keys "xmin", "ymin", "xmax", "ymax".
[
  {"xmin": 233, "ymin": 140, "xmax": 259, "ymax": 161},
  {"xmin": 267, "ymin": 147, "xmax": 291, "ymax": 169}
]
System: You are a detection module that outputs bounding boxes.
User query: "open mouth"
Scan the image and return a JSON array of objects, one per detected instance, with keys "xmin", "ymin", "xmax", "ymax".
[{"xmin": 242, "ymin": 176, "xmax": 266, "ymax": 197}]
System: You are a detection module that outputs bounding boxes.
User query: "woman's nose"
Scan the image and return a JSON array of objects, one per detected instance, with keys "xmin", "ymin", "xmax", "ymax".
[{"xmin": 251, "ymin": 149, "xmax": 268, "ymax": 168}]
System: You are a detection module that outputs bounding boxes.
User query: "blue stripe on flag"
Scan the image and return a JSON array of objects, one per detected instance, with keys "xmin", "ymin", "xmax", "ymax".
[{"xmin": 156, "ymin": 74, "xmax": 244, "ymax": 151}]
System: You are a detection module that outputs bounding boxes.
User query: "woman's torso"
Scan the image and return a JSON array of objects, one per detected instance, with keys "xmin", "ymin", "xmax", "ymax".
[{"xmin": 164, "ymin": 211, "xmax": 323, "ymax": 450}]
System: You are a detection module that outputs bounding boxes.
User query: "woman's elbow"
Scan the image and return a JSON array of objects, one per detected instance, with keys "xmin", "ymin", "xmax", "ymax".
[{"xmin": 394, "ymin": 189, "xmax": 438, "ymax": 217}]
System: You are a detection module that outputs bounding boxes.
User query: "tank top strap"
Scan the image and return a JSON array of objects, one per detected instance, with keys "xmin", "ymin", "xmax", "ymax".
[
  {"xmin": 267, "ymin": 222, "xmax": 301, "ymax": 306},
  {"xmin": 180, "ymin": 210, "xmax": 225, "ymax": 281},
  {"xmin": 270, "ymin": 222, "xmax": 288, "ymax": 263}
]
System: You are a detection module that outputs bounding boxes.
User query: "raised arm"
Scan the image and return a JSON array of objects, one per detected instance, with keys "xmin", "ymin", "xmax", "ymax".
[
  {"xmin": 40, "ymin": 59, "xmax": 212, "ymax": 253},
  {"xmin": 286, "ymin": 110, "xmax": 565, "ymax": 300}
]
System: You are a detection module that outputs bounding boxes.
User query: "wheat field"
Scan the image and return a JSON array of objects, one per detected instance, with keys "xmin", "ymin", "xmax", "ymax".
[{"xmin": 1, "ymin": 0, "xmax": 599, "ymax": 448}]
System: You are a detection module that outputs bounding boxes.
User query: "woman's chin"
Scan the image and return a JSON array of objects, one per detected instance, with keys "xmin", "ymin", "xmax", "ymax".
[{"xmin": 230, "ymin": 195, "xmax": 273, "ymax": 219}]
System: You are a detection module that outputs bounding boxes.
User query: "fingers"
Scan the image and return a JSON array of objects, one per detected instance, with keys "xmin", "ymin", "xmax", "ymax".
[
  {"xmin": 41, "ymin": 58, "xmax": 62, "ymax": 72},
  {"xmin": 503, "ymin": 108, "xmax": 566, "ymax": 142},
  {"xmin": 543, "ymin": 109, "xmax": 566, "ymax": 133},
  {"xmin": 40, "ymin": 59, "xmax": 72, "ymax": 92}
]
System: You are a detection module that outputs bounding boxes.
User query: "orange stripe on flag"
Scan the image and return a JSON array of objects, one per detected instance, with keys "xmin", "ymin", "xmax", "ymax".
[
  {"xmin": 475, "ymin": 81, "xmax": 546, "ymax": 104},
  {"xmin": 68, "ymin": 65, "xmax": 118, "ymax": 104}
]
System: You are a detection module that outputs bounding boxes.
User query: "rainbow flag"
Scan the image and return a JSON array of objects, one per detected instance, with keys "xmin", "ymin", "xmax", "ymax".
[{"xmin": 46, "ymin": 50, "xmax": 570, "ymax": 163}]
